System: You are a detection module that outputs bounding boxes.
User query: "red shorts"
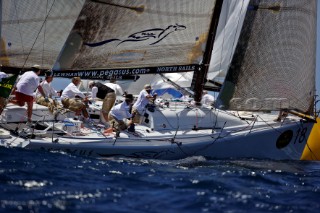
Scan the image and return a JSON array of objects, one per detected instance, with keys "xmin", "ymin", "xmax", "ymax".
[{"xmin": 15, "ymin": 91, "xmax": 34, "ymax": 106}]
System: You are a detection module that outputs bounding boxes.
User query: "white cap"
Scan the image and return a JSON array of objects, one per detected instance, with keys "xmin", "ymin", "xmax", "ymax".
[
  {"xmin": 144, "ymin": 84, "xmax": 152, "ymax": 90},
  {"xmin": 31, "ymin": 64, "xmax": 40, "ymax": 70}
]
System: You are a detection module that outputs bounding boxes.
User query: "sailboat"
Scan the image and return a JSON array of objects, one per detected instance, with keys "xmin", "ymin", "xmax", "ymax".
[{"xmin": 0, "ymin": 0, "xmax": 319, "ymax": 160}]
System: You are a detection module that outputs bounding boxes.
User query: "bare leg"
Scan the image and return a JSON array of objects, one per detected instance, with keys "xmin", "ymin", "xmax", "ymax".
[
  {"xmin": 27, "ymin": 101, "xmax": 33, "ymax": 122},
  {"xmin": 102, "ymin": 111, "xmax": 109, "ymax": 122},
  {"xmin": 82, "ymin": 106, "xmax": 89, "ymax": 119},
  {"xmin": 101, "ymin": 93, "xmax": 116, "ymax": 122}
]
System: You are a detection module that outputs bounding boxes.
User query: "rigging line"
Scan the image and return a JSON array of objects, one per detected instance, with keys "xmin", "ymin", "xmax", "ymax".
[
  {"xmin": 221, "ymin": 119, "xmax": 253, "ymax": 136},
  {"xmin": 192, "ymin": 106, "xmax": 220, "ymax": 133},
  {"xmin": 305, "ymin": 142, "xmax": 318, "ymax": 160},
  {"xmin": 172, "ymin": 71, "xmax": 193, "ymax": 91},
  {"xmin": 22, "ymin": 0, "xmax": 56, "ymax": 68},
  {"xmin": 158, "ymin": 73, "xmax": 193, "ymax": 97},
  {"xmin": 171, "ymin": 111, "xmax": 190, "ymax": 156},
  {"xmin": 210, "ymin": 114, "xmax": 259, "ymax": 138},
  {"xmin": 149, "ymin": 74, "xmax": 174, "ymax": 97},
  {"xmin": 192, "ymin": 122, "xmax": 227, "ymax": 156},
  {"xmin": 304, "ymin": 134, "xmax": 319, "ymax": 160},
  {"xmin": 255, "ymin": 114, "xmax": 282, "ymax": 134},
  {"xmin": 5, "ymin": 132, "xmax": 22, "ymax": 146},
  {"xmin": 247, "ymin": 115, "xmax": 257, "ymax": 135},
  {"xmin": 236, "ymin": 111, "xmax": 250, "ymax": 124},
  {"xmin": 156, "ymin": 75, "xmax": 172, "ymax": 98},
  {"xmin": 175, "ymin": 142, "xmax": 190, "ymax": 156},
  {"xmin": 153, "ymin": 107, "xmax": 175, "ymax": 129},
  {"xmin": 212, "ymin": 107, "xmax": 218, "ymax": 134},
  {"xmin": 170, "ymin": 111, "xmax": 180, "ymax": 144}
]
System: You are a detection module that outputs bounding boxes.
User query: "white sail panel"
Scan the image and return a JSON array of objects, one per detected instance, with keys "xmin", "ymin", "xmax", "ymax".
[
  {"xmin": 207, "ymin": 0, "xmax": 250, "ymax": 83},
  {"xmin": 0, "ymin": 0, "xmax": 84, "ymax": 69},
  {"xmin": 54, "ymin": 0, "xmax": 217, "ymax": 75}
]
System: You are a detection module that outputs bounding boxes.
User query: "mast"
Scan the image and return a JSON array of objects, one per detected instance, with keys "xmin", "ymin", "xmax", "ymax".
[{"xmin": 191, "ymin": 0, "xmax": 224, "ymax": 104}]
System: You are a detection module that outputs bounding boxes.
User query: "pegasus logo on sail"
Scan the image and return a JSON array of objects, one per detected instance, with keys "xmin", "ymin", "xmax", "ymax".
[{"xmin": 83, "ymin": 24, "xmax": 186, "ymax": 47}]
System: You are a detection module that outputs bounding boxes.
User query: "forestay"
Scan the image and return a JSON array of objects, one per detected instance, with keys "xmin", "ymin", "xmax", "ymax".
[
  {"xmin": 53, "ymin": 0, "xmax": 218, "ymax": 79},
  {"xmin": 0, "ymin": 0, "xmax": 84, "ymax": 70},
  {"xmin": 216, "ymin": 0, "xmax": 316, "ymax": 113}
]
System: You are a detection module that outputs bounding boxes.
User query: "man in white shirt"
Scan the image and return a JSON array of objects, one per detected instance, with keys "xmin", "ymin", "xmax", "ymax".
[
  {"xmin": 104, "ymin": 79, "xmax": 124, "ymax": 96},
  {"xmin": 201, "ymin": 90, "xmax": 215, "ymax": 106},
  {"xmin": 14, "ymin": 65, "xmax": 46, "ymax": 123},
  {"xmin": 61, "ymin": 77, "xmax": 89, "ymax": 120},
  {"xmin": 108, "ymin": 94, "xmax": 135, "ymax": 132},
  {"xmin": 132, "ymin": 84, "xmax": 157, "ymax": 124},
  {"xmin": 35, "ymin": 71, "xmax": 59, "ymax": 113}
]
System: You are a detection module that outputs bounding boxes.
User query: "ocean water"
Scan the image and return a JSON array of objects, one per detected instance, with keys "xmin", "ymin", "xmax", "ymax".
[{"xmin": 1, "ymin": 147, "xmax": 320, "ymax": 213}]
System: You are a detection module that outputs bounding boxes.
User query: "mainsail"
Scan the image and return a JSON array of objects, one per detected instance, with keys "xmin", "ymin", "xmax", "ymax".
[
  {"xmin": 0, "ymin": 0, "xmax": 84, "ymax": 71},
  {"xmin": 216, "ymin": 0, "xmax": 317, "ymax": 113},
  {"xmin": 53, "ymin": 0, "xmax": 218, "ymax": 80}
]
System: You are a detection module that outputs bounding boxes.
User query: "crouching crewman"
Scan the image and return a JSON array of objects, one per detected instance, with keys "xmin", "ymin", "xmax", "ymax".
[{"xmin": 106, "ymin": 94, "xmax": 135, "ymax": 135}]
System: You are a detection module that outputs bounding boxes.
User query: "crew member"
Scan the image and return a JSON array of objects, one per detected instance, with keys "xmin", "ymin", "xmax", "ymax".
[
  {"xmin": 107, "ymin": 94, "xmax": 135, "ymax": 133},
  {"xmin": 88, "ymin": 81, "xmax": 116, "ymax": 124},
  {"xmin": 14, "ymin": 65, "xmax": 45, "ymax": 123},
  {"xmin": 35, "ymin": 71, "xmax": 59, "ymax": 113},
  {"xmin": 61, "ymin": 77, "xmax": 89, "ymax": 121},
  {"xmin": 132, "ymin": 84, "xmax": 157, "ymax": 124}
]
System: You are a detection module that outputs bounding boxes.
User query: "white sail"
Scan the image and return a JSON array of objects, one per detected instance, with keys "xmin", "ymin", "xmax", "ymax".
[
  {"xmin": 208, "ymin": 0, "xmax": 250, "ymax": 83},
  {"xmin": 53, "ymin": 0, "xmax": 217, "ymax": 79},
  {"xmin": 0, "ymin": 0, "xmax": 84, "ymax": 69}
]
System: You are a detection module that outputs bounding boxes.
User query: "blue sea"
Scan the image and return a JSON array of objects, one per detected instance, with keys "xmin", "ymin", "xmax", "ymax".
[{"xmin": 1, "ymin": 147, "xmax": 320, "ymax": 213}]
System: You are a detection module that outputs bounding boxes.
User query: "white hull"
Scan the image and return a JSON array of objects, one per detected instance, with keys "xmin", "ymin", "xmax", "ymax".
[{"xmin": 0, "ymin": 102, "xmax": 313, "ymax": 160}]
